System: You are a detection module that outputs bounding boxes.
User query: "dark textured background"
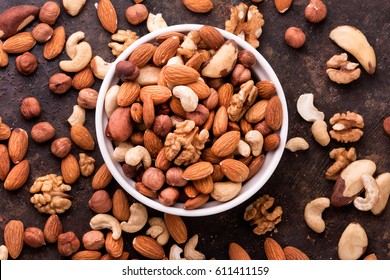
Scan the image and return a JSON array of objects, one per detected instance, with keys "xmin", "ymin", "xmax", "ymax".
[{"xmin": 0, "ymin": 0, "xmax": 389, "ymax": 260}]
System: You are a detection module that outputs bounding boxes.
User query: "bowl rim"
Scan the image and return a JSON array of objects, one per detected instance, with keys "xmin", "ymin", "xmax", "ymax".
[{"xmin": 96, "ymin": 24, "xmax": 288, "ymax": 217}]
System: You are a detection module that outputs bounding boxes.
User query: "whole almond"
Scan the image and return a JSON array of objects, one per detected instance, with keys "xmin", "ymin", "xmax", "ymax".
[
  {"xmin": 44, "ymin": 214, "xmax": 63, "ymax": 243},
  {"xmin": 0, "ymin": 119, "xmax": 11, "ymax": 140},
  {"xmin": 211, "ymin": 130, "xmax": 241, "ymax": 157},
  {"xmin": 61, "ymin": 153, "xmax": 81, "ymax": 184},
  {"xmin": 112, "ymin": 189, "xmax": 130, "ymax": 221},
  {"xmin": 70, "ymin": 124, "xmax": 95, "ymax": 151},
  {"xmin": 105, "ymin": 232, "xmax": 124, "ymax": 258},
  {"xmin": 264, "ymin": 133, "xmax": 281, "ymax": 152},
  {"xmin": 43, "ymin": 26, "xmax": 65, "ymax": 60},
  {"xmin": 92, "ymin": 163, "xmax": 113, "ymax": 190},
  {"xmin": 140, "ymin": 85, "xmax": 172, "ymax": 105},
  {"xmin": 155, "ymin": 32, "xmax": 185, "ymax": 44},
  {"xmin": 363, "ymin": 253, "xmax": 378, "ymax": 260},
  {"xmin": 144, "ymin": 129, "xmax": 163, "ymax": 159},
  {"xmin": 264, "ymin": 237, "xmax": 286, "ymax": 260},
  {"xmin": 183, "ymin": 194, "xmax": 209, "ymax": 209},
  {"xmin": 72, "ymin": 66, "xmax": 95, "ymax": 90},
  {"xmin": 129, "ymin": 43, "xmax": 157, "ymax": 68},
  {"xmin": 0, "ymin": 144, "xmax": 10, "ymax": 180},
  {"xmin": 187, "ymin": 80, "xmax": 211, "ymax": 100},
  {"xmin": 256, "ymin": 80, "xmax": 276, "ymax": 99},
  {"xmin": 155, "ymin": 149, "xmax": 172, "ymax": 171},
  {"xmin": 133, "ymin": 235, "xmax": 165, "ymax": 259},
  {"xmin": 265, "ymin": 95, "xmax": 283, "ymax": 130},
  {"xmin": 23, "ymin": 227, "xmax": 46, "ymax": 248},
  {"xmin": 4, "ymin": 159, "xmax": 29, "ymax": 191},
  {"xmin": 199, "ymin": 25, "xmax": 224, "ymax": 50},
  {"xmin": 72, "ymin": 250, "xmax": 102, "ymax": 260},
  {"xmin": 153, "ymin": 36, "xmax": 180, "ymax": 66},
  {"xmin": 283, "ymin": 246, "xmax": 310, "ymax": 260},
  {"xmin": 4, "ymin": 220, "xmax": 24, "ymax": 259},
  {"xmin": 182, "ymin": 0, "xmax": 214, "ymax": 13},
  {"xmin": 213, "ymin": 106, "xmax": 228, "ymax": 137},
  {"xmin": 164, "ymin": 214, "xmax": 188, "ymax": 244},
  {"xmin": 245, "ymin": 99, "xmax": 268, "ymax": 123},
  {"xmin": 247, "ymin": 155, "xmax": 265, "ymax": 180},
  {"xmin": 3, "ymin": 32, "xmax": 36, "ymax": 53},
  {"xmin": 97, "ymin": 0, "xmax": 117, "ymax": 33},
  {"xmin": 182, "ymin": 161, "xmax": 214, "ymax": 181},
  {"xmin": 220, "ymin": 159, "xmax": 250, "ymax": 183},
  {"xmin": 142, "ymin": 93, "xmax": 155, "ymax": 129},
  {"xmin": 274, "ymin": 0, "xmax": 292, "ymax": 13},
  {"xmin": 30, "ymin": 122, "xmax": 56, "ymax": 143},
  {"xmin": 8, "ymin": 128, "xmax": 28, "ymax": 164},
  {"xmin": 229, "ymin": 242, "xmax": 251, "ymax": 260},
  {"xmin": 100, "ymin": 251, "xmax": 130, "ymax": 260},
  {"xmin": 163, "ymin": 64, "xmax": 200, "ymax": 85},
  {"xmin": 218, "ymin": 83, "xmax": 233, "ymax": 108},
  {"xmin": 117, "ymin": 82, "xmax": 140, "ymax": 107},
  {"xmin": 193, "ymin": 175, "xmax": 213, "ymax": 194}
]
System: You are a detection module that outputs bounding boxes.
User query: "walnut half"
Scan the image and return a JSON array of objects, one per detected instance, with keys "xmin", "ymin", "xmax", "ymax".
[
  {"xmin": 329, "ymin": 111, "xmax": 364, "ymax": 143},
  {"xmin": 326, "ymin": 53, "xmax": 361, "ymax": 84}
]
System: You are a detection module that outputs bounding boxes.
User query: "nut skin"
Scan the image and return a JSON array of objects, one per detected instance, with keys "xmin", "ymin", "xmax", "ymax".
[
  {"xmin": 115, "ymin": 60, "xmax": 140, "ymax": 82},
  {"xmin": 30, "ymin": 122, "xmax": 56, "ymax": 143},
  {"xmin": 39, "ymin": 1, "xmax": 61, "ymax": 25},
  {"xmin": 230, "ymin": 64, "xmax": 251, "ymax": 86},
  {"xmin": 20, "ymin": 97, "xmax": 41, "ymax": 119},
  {"xmin": 88, "ymin": 190, "xmax": 113, "ymax": 214},
  {"xmin": 49, "ymin": 73, "xmax": 72, "ymax": 94},
  {"xmin": 51, "ymin": 137, "xmax": 72, "ymax": 158},
  {"xmin": 57, "ymin": 231, "xmax": 80, "ymax": 257},
  {"xmin": 159, "ymin": 187, "xmax": 180, "ymax": 206},
  {"xmin": 285, "ymin": 27, "xmax": 306, "ymax": 48},
  {"xmin": 77, "ymin": 88, "xmax": 98, "ymax": 109},
  {"xmin": 142, "ymin": 167, "xmax": 165, "ymax": 191},
  {"xmin": 126, "ymin": 4, "xmax": 148, "ymax": 25},
  {"xmin": 238, "ymin": 50, "xmax": 256, "ymax": 68},
  {"xmin": 23, "ymin": 227, "xmax": 46, "ymax": 248},
  {"xmin": 305, "ymin": 0, "xmax": 327, "ymax": 23},
  {"xmin": 82, "ymin": 230, "xmax": 105, "ymax": 251},
  {"xmin": 152, "ymin": 114, "xmax": 173, "ymax": 138},
  {"xmin": 185, "ymin": 104, "xmax": 210, "ymax": 126},
  {"xmin": 31, "ymin": 23, "xmax": 53, "ymax": 43},
  {"xmin": 15, "ymin": 52, "xmax": 37, "ymax": 75}
]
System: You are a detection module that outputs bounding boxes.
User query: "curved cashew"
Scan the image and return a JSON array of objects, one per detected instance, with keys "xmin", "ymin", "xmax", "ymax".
[
  {"xmin": 311, "ymin": 120, "xmax": 330, "ymax": 146},
  {"xmin": 297, "ymin": 93, "xmax": 325, "ymax": 122},
  {"xmin": 120, "ymin": 203, "xmax": 148, "ymax": 233},
  {"xmin": 235, "ymin": 140, "xmax": 251, "ymax": 157},
  {"xmin": 304, "ymin": 197, "xmax": 330, "ymax": 233},
  {"xmin": 66, "ymin": 31, "xmax": 85, "ymax": 59},
  {"xmin": 371, "ymin": 172, "xmax": 390, "ymax": 215},
  {"xmin": 172, "ymin": 86, "xmax": 199, "ymax": 112},
  {"xmin": 146, "ymin": 225, "xmax": 164, "ymax": 238},
  {"xmin": 353, "ymin": 174, "xmax": 379, "ymax": 211},
  {"xmin": 148, "ymin": 217, "xmax": 170, "ymax": 246},
  {"xmin": 146, "ymin": 13, "xmax": 168, "ymax": 33},
  {"xmin": 211, "ymin": 181, "xmax": 242, "ymax": 202},
  {"xmin": 184, "ymin": 234, "xmax": 205, "ymax": 260},
  {"xmin": 285, "ymin": 137, "xmax": 309, "ymax": 152},
  {"xmin": 0, "ymin": 245, "xmax": 8, "ymax": 260},
  {"xmin": 90, "ymin": 56, "xmax": 112, "ymax": 80},
  {"xmin": 104, "ymin": 85, "xmax": 119, "ymax": 118},
  {"xmin": 245, "ymin": 130, "xmax": 263, "ymax": 157},
  {"xmin": 112, "ymin": 141, "xmax": 133, "ymax": 163},
  {"xmin": 68, "ymin": 105, "xmax": 85, "ymax": 126},
  {"xmin": 169, "ymin": 244, "xmax": 186, "ymax": 260},
  {"xmin": 59, "ymin": 41, "xmax": 92, "ymax": 72},
  {"xmin": 89, "ymin": 213, "xmax": 122, "ymax": 240},
  {"xmin": 125, "ymin": 146, "xmax": 152, "ymax": 169}
]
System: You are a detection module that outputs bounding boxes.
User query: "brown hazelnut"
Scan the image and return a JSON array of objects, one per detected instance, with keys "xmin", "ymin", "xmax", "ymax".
[
  {"xmin": 126, "ymin": 4, "xmax": 148, "ymax": 25},
  {"xmin": 77, "ymin": 88, "xmax": 98, "ymax": 109},
  {"xmin": 152, "ymin": 115, "xmax": 173, "ymax": 138},
  {"xmin": 284, "ymin": 27, "xmax": 306, "ymax": 48},
  {"xmin": 122, "ymin": 163, "xmax": 143, "ymax": 179},
  {"xmin": 39, "ymin": 1, "xmax": 61, "ymax": 25},
  {"xmin": 166, "ymin": 167, "xmax": 187, "ymax": 187},
  {"xmin": 51, "ymin": 137, "xmax": 72, "ymax": 158},
  {"xmin": 49, "ymin": 73, "xmax": 72, "ymax": 94},
  {"xmin": 31, "ymin": 122, "xmax": 56, "ymax": 143},
  {"xmin": 238, "ymin": 50, "xmax": 256, "ymax": 68},
  {"xmin": 383, "ymin": 116, "xmax": 390, "ymax": 137},
  {"xmin": 115, "ymin": 60, "xmax": 140, "ymax": 82},
  {"xmin": 158, "ymin": 187, "xmax": 180, "ymax": 206},
  {"xmin": 206, "ymin": 78, "xmax": 224, "ymax": 89},
  {"xmin": 57, "ymin": 231, "xmax": 80, "ymax": 257},
  {"xmin": 20, "ymin": 97, "xmax": 41, "ymax": 119},
  {"xmin": 32, "ymin": 23, "xmax": 53, "ymax": 43},
  {"xmin": 88, "ymin": 190, "xmax": 112, "ymax": 213},
  {"xmin": 15, "ymin": 52, "xmax": 38, "ymax": 75},
  {"xmin": 230, "ymin": 64, "xmax": 251, "ymax": 86},
  {"xmin": 254, "ymin": 120, "xmax": 272, "ymax": 137},
  {"xmin": 305, "ymin": 0, "xmax": 327, "ymax": 23},
  {"xmin": 24, "ymin": 227, "xmax": 46, "ymax": 248},
  {"xmin": 82, "ymin": 230, "xmax": 105, "ymax": 251},
  {"xmin": 142, "ymin": 167, "xmax": 165, "ymax": 191},
  {"xmin": 185, "ymin": 104, "xmax": 210, "ymax": 126},
  {"xmin": 203, "ymin": 88, "xmax": 219, "ymax": 111}
]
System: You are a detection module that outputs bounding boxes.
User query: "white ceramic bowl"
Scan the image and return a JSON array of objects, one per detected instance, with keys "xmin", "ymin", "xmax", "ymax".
[{"xmin": 96, "ymin": 24, "xmax": 288, "ymax": 217}]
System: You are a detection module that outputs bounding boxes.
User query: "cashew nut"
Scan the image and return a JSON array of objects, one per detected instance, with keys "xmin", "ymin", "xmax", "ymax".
[
  {"xmin": 311, "ymin": 120, "xmax": 330, "ymax": 146},
  {"xmin": 0, "ymin": 245, "xmax": 8, "ymax": 260},
  {"xmin": 371, "ymin": 172, "xmax": 390, "ymax": 215},
  {"xmin": 104, "ymin": 85, "xmax": 119, "ymax": 118},
  {"xmin": 297, "ymin": 93, "xmax": 325, "ymax": 122},
  {"xmin": 112, "ymin": 141, "xmax": 133, "ymax": 163},
  {"xmin": 211, "ymin": 181, "xmax": 242, "ymax": 202},
  {"xmin": 120, "ymin": 203, "xmax": 148, "ymax": 233},
  {"xmin": 245, "ymin": 130, "xmax": 263, "ymax": 156},
  {"xmin": 90, "ymin": 56, "xmax": 112, "ymax": 80},
  {"xmin": 62, "ymin": 0, "xmax": 86, "ymax": 16},
  {"xmin": 59, "ymin": 41, "xmax": 92, "ymax": 72},
  {"xmin": 184, "ymin": 234, "xmax": 205, "ymax": 260},
  {"xmin": 125, "ymin": 145, "xmax": 152, "ymax": 169},
  {"xmin": 146, "ymin": 225, "xmax": 164, "ymax": 238},
  {"xmin": 304, "ymin": 197, "xmax": 330, "ymax": 233},
  {"xmin": 66, "ymin": 31, "xmax": 85, "ymax": 59},
  {"xmin": 235, "ymin": 140, "xmax": 251, "ymax": 157},
  {"xmin": 167, "ymin": 55, "xmax": 185, "ymax": 66},
  {"xmin": 172, "ymin": 86, "xmax": 199, "ymax": 112},
  {"xmin": 68, "ymin": 105, "xmax": 85, "ymax": 126},
  {"xmin": 146, "ymin": 13, "xmax": 168, "ymax": 33},
  {"xmin": 89, "ymin": 213, "xmax": 122, "ymax": 240},
  {"xmin": 169, "ymin": 244, "xmax": 186, "ymax": 260},
  {"xmin": 148, "ymin": 217, "xmax": 170, "ymax": 246},
  {"xmin": 353, "ymin": 174, "xmax": 379, "ymax": 211},
  {"xmin": 285, "ymin": 137, "xmax": 309, "ymax": 152}
]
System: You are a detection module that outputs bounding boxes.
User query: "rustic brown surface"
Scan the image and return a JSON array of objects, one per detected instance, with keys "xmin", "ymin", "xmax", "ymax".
[{"xmin": 0, "ymin": 0, "xmax": 389, "ymax": 260}]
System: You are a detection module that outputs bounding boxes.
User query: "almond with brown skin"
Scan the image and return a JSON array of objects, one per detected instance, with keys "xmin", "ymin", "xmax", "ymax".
[
  {"xmin": 129, "ymin": 43, "xmax": 157, "ymax": 68},
  {"xmin": 43, "ymin": 26, "xmax": 65, "ymax": 60},
  {"xmin": 283, "ymin": 246, "xmax": 310, "ymax": 260},
  {"xmin": 133, "ymin": 235, "xmax": 165, "ymax": 259},
  {"xmin": 70, "ymin": 124, "xmax": 95, "ymax": 151},
  {"xmin": 97, "ymin": 0, "xmax": 117, "ymax": 33},
  {"xmin": 211, "ymin": 130, "xmax": 241, "ymax": 157},
  {"xmin": 199, "ymin": 25, "xmax": 224, "ymax": 50},
  {"xmin": 213, "ymin": 106, "xmax": 228, "ymax": 137},
  {"xmin": 112, "ymin": 189, "xmax": 130, "ymax": 221},
  {"xmin": 117, "ymin": 82, "xmax": 140, "ymax": 107},
  {"xmin": 44, "ymin": 214, "xmax": 63, "ymax": 243},
  {"xmin": 155, "ymin": 32, "xmax": 185, "ymax": 44},
  {"xmin": 2, "ymin": 32, "xmax": 36, "ymax": 53},
  {"xmin": 184, "ymin": 194, "xmax": 209, "ymax": 209},
  {"xmin": 182, "ymin": 161, "xmax": 214, "ymax": 181},
  {"xmin": 4, "ymin": 159, "xmax": 29, "ymax": 191},
  {"xmin": 0, "ymin": 118, "xmax": 11, "ymax": 140},
  {"xmin": 105, "ymin": 232, "xmax": 124, "ymax": 258},
  {"xmin": 229, "ymin": 242, "xmax": 251, "ymax": 260},
  {"xmin": 61, "ymin": 153, "xmax": 80, "ymax": 184},
  {"xmin": 264, "ymin": 133, "xmax": 281, "ymax": 152},
  {"xmin": 8, "ymin": 128, "xmax": 28, "ymax": 164},
  {"xmin": 245, "ymin": 99, "xmax": 268, "ymax": 124},
  {"xmin": 23, "ymin": 227, "xmax": 46, "ymax": 248},
  {"xmin": 264, "ymin": 237, "xmax": 286, "ymax": 260},
  {"xmin": 140, "ymin": 85, "xmax": 172, "ymax": 105},
  {"xmin": 247, "ymin": 155, "xmax": 265, "ymax": 180},
  {"xmin": 72, "ymin": 250, "xmax": 102, "ymax": 260},
  {"xmin": 142, "ymin": 93, "xmax": 155, "ymax": 129},
  {"xmin": 193, "ymin": 175, "xmax": 213, "ymax": 194},
  {"xmin": 4, "ymin": 220, "xmax": 24, "ymax": 259},
  {"xmin": 220, "ymin": 159, "xmax": 250, "ymax": 183},
  {"xmin": 182, "ymin": 0, "xmax": 213, "ymax": 13},
  {"xmin": 187, "ymin": 80, "xmax": 211, "ymax": 100},
  {"xmin": 0, "ymin": 144, "xmax": 10, "ymax": 180},
  {"xmin": 274, "ymin": 0, "xmax": 292, "ymax": 13},
  {"xmin": 72, "ymin": 66, "xmax": 95, "ymax": 90},
  {"xmin": 218, "ymin": 83, "xmax": 234, "ymax": 108},
  {"xmin": 153, "ymin": 36, "xmax": 180, "ymax": 66},
  {"xmin": 265, "ymin": 95, "xmax": 283, "ymax": 131},
  {"xmin": 92, "ymin": 163, "xmax": 113, "ymax": 190},
  {"xmin": 164, "ymin": 214, "xmax": 188, "ymax": 244},
  {"xmin": 143, "ymin": 129, "xmax": 163, "ymax": 159},
  {"xmin": 163, "ymin": 64, "xmax": 200, "ymax": 85}
]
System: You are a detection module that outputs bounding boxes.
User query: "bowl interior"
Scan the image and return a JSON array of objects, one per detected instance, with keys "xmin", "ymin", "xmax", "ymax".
[{"xmin": 96, "ymin": 24, "xmax": 288, "ymax": 217}]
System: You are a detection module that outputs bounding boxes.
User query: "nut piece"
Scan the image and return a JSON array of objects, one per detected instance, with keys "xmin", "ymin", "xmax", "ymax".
[
  {"xmin": 285, "ymin": 137, "xmax": 309, "ymax": 152},
  {"xmin": 15, "ymin": 52, "xmax": 37, "ymax": 75},
  {"xmin": 325, "ymin": 147, "xmax": 357, "ymax": 180},
  {"xmin": 146, "ymin": 13, "xmax": 168, "ymax": 33},
  {"xmin": 62, "ymin": 0, "xmax": 86, "ymax": 16},
  {"xmin": 285, "ymin": 27, "xmax": 306, "ymax": 48},
  {"xmin": 91, "ymin": 56, "xmax": 112, "ymax": 79},
  {"xmin": 97, "ymin": 0, "xmax": 118, "ymax": 33},
  {"xmin": 0, "ymin": 5, "xmax": 40, "ymax": 39},
  {"xmin": 89, "ymin": 190, "xmax": 112, "ymax": 213},
  {"xmin": 311, "ymin": 120, "xmax": 330, "ymax": 146},
  {"xmin": 264, "ymin": 237, "xmax": 286, "ymax": 260},
  {"xmin": 211, "ymin": 181, "xmax": 242, "ymax": 202},
  {"xmin": 89, "ymin": 214, "xmax": 122, "ymax": 240},
  {"xmin": 182, "ymin": 0, "xmax": 213, "ymax": 13},
  {"xmin": 126, "ymin": 4, "xmax": 148, "ymax": 25},
  {"xmin": 274, "ymin": 0, "xmax": 292, "ymax": 13},
  {"xmin": 305, "ymin": 0, "xmax": 327, "ymax": 23},
  {"xmin": 326, "ymin": 53, "xmax": 361, "ymax": 84},
  {"xmin": 0, "ymin": 245, "xmax": 8, "ymax": 260},
  {"xmin": 77, "ymin": 88, "xmax": 99, "ymax": 109},
  {"xmin": 184, "ymin": 234, "xmax": 205, "ymax": 260},
  {"xmin": 44, "ymin": 214, "xmax": 62, "ymax": 243},
  {"xmin": 116, "ymin": 60, "xmax": 140, "ymax": 82},
  {"xmin": 8, "ymin": 128, "xmax": 28, "ymax": 164},
  {"xmin": 353, "ymin": 174, "xmax": 379, "ymax": 211},
  {"xmin": 57, "ymin": 231, "xmax": 80, "ymax": 256},
  {"xmin": 4, "ymin": 160, "xmax": 30, "ymax": 191},
  {"xmin": 338, "ymin": 222, "xmax": 368, "ymax": 260},
  {"xmin": 329, "ymin": 111, "xmax": 364, "ymax": 143},
  {"xmin": 70, "ymin": 124, "xmax": 95, "ymax": 151},
  {"xmin": 4, "ymin": 220, "xmax": 24, "ymax": 259},
  {"xmin": 68, "ymin": 105, "xmax": 86, "ymax": 126},
  {"xmin": 142, "ymin": 167, "xmax": 165, "ymax": 191},
  {"xmin": 20, "ymin": 97, "xmax": 41, "ymax": 119},
  {"xmin": 304, "ymin": 197, "xmax": 330, "ymax": 233}
]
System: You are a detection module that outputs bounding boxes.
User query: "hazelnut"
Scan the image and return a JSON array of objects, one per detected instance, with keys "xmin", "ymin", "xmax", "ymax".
[
  {"xmin": 284, "ymin": 27, "xmax": 306, "ymax": 48},
  {"xmin": 77, "ymin": 88, "xmax": 99, "ymax": 109},
  {"xmin": 203, "ymin": 88, "xmax": 219, "ymax": 111},
  {"xmin": 383, "ymin": 116, "xmax": 390, "ymax": 137},
  {"xmin": 20, "ymin": 97, "xmax": 41, "ymax": 119},
  {"xmin": 82, "ymin": 230, "xmax": 105, "ymax": 251},
  {"xmin": 115, "ymin": 60, "xmax": 140, "ymax": 82},
  {"xmin": 254, "ymin": 120, "xmax": 272, "ymax": 137},
  {"xmin": 166, "ymin": 167, "xmax": 187, "ymax": 187},
  {"xmin": 88, "ymin": 190, "xmax": 112, "ymax": 213},
  {"xmin": 32, "ymin": 23, "xmax": 53, "ymax": 43},
  {"xmin": 230, "ymin": 64, "xmax": 251, "ymax": 86},
  {"xmin": 142, "ymin": 167, "xmax": 165, "ymax": 191},
  {"xmin": 57, "ymin": 231, "xmax": 80, "ymax": 257},
  {"xmin": 186, "ymin": 104, "xmax": 210, "ymax": 126},
  {"xmin": 126, "ymin": 4, "xmax": 148, "ymax": 25},
  {"xmin": 305, "ymin": 0, "xmax": 327, "ymax": 23},
  {"xmin": 152, "ymin": 115, "xmax": 173, "ymax": 138},
  {"xmin": 158, "ymin": 187, "xmax": 180, "ymax": 206},
  {"xmin": 15, "ymin": 52, "xmax": 38, "ymax": 75},
  {"xmin": 49, "ymin": 73, "xmax": 72, "ymax": 94},
  {"xmin": 31, "ymin": 122, "xmax": 56, "ymax": 143},
  {"xmin": 122, "ymin": 163, "xmax": 144, "ymax": 179},
  {"xmin": 238, "ymin": 50, "xmax": 256, "ymax": 68},
  {"xmin": 51, "ymin": 137, "xmax": 72, "ymax": 158},
  {"xmin": 39, "ymin": 1, "xmax": 61, "ymax": 25},
  {"xmin": 24, "ymin": 227, "xmax": 46, "ymax": 248}
]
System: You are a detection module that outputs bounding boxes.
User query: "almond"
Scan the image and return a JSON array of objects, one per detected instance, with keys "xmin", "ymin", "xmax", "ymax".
[
  {"xmin": 187, "ymin": 80, "xmax": 211, "ymax": 100},
  {"xmin": 169, "ymin": 96, "xmax": 187, "ymax": 118},
  {"xmin": 3, "ymin": 32, "xmax": 36, "ymax": 53},
  {"xmin": 264, "ymin": 133, "xmax": 281, "ymax": 152},
  {"xmin": 0, "ymin": 144, "xmax": 10, "ymax": 180},
  {"xmin": 163, "ymin": 64, "xmax": 200, "ymax": 85},
  {"xmin": 199, "ymin": 25, "xmax": 224, "ymax": 50},
  {"xmin": 200, "ymin": 148, "xmax": 233, "ymax": 164},
  {"xmin": 182, "ymin": 0, "xmax": 213, "ymax": 13},
  {"xmin": 245, "ymin": 99, "xmax": 268, "ymax": 123},
  {"xmin": 182, "ymin": 161, "xmax": 214, "ymax": 181},
  {"xmin": 218, "ymin": 83, "xmax": 234, "ymax": 108},
  {"xmin": 264, "ymin": 237, "xmax": 286, "ymax": 260},
  {"xmin": 265, "ymin": 95, "xmax": 283, "ymax": 130},
  {"xmin": 256, "ymin": 80, "xmax": 276, "ymax": 99},
  {"xmin": 185, "ymin": 52, "xmax": 207, "ymax": 71},
  {"xmin": 164, "ymin": 214, "xmax": 188, "ymax": 244},
  {"xmin": 211, "ymin": 130, "xmax": 241, "ymax": 157},
  {"xmin": 213, "ymin": 106, "xmax": 228, "ymax": 137},
  {"xmin": 155, "ymin": 149, "xmax": 172, "ymax": 171},
  {"xmin": 129, "ymin": 43, "xmax": 157, "ymax": 68},
  {"xmin": 363, "ymin": 253, "xmax": 378, "ymax": 260},
  {"xmin": 229, "ymin": 242, "xmax": 251, "ymax": 260},
  {"xmin": 72, "ymin": 66, "xmax": 95, "ymax": 90},
  {"xmin": 220, "ymin": 159, "xmax": 249, "ymax": 183},
  {"xmin": 142, "ymin": 93, "xmax": 155, "ymax": 129},
  {"xmin": 112, "ymin": 189, "xmax": 130, "ymax": 221},
  {"xmin": 4, "ymin": 159, "xmax": 29, "ymax": 191},
  {"xmin": 61, "ymin": 153, "xmax": 80, "ymax": 184},
  {"xmin": 70, "ymin": 124, "xmax": 95, "ymax": 151},
  {"xmin": 105, "ymin": 232, "xmax": 124, "ymax": 258},
  {"xmin": 184, "ymin": 193, "xmax": 209, "ymax": 209},
  {"xmin": 0, "ymin": 119, "xmax": 11, "ymax": 140},
  {"xmin": 117, "ymin": 82, "xmax": 140, "ymax": 107},
  {"xmin": 43, "ymin": 26, "xmax": 65, "ymax": 60},
  {"xmin": 274, "ymin": 0, "xmax": 292, "ymax": 13},
  {"xmin": 283, "ymin": 246, "xmax": 310, "ymax": 260},
  {"xmin": 4, "ymin": 220, "xmax": 24, "ymax": 259},
  {"xmin": 155, "ymin": 32, "xmax": 185, "ymax": 44},
  {"xmin": 72, "ymin": 250, "xmax": 102, "ymax": 260},
  {"xmin": 92, "ymin": 163, "xmax": 113, "ymax": 190},
  {"xmin": 101, "ymin": 251, "xmax": 130, "ymax": 260},
  {"xmin": 153, "ymin": 36, "xmax": 180, "ymax": 66},
  {"xmin": 44, "ymin": 214, "xmax": 63, "ymax": 243},
  {"xmin": 247, "ymin": 155, "xmax": 265, "ymax": 180},
  {"xmin": 140, "ymin": 85, "xmax": 172, "ymax": 105},
  {"xmin": 193, "ymin": 175, "xmax": 214, "ymax": 194},
  {"xmin": 133, "ymin": 235, "xmax": 165, "ymax": 259},
  {"xmin": 8, "ymin": 128, "xmax": 28, "ymax": 164},
  {"xmin": 143, "ymin": 129, "xmax": 163, "ymax": 159},
  {"xmin": 97, "ymin": 0, "xmax": 117, "ymax": 33}
]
